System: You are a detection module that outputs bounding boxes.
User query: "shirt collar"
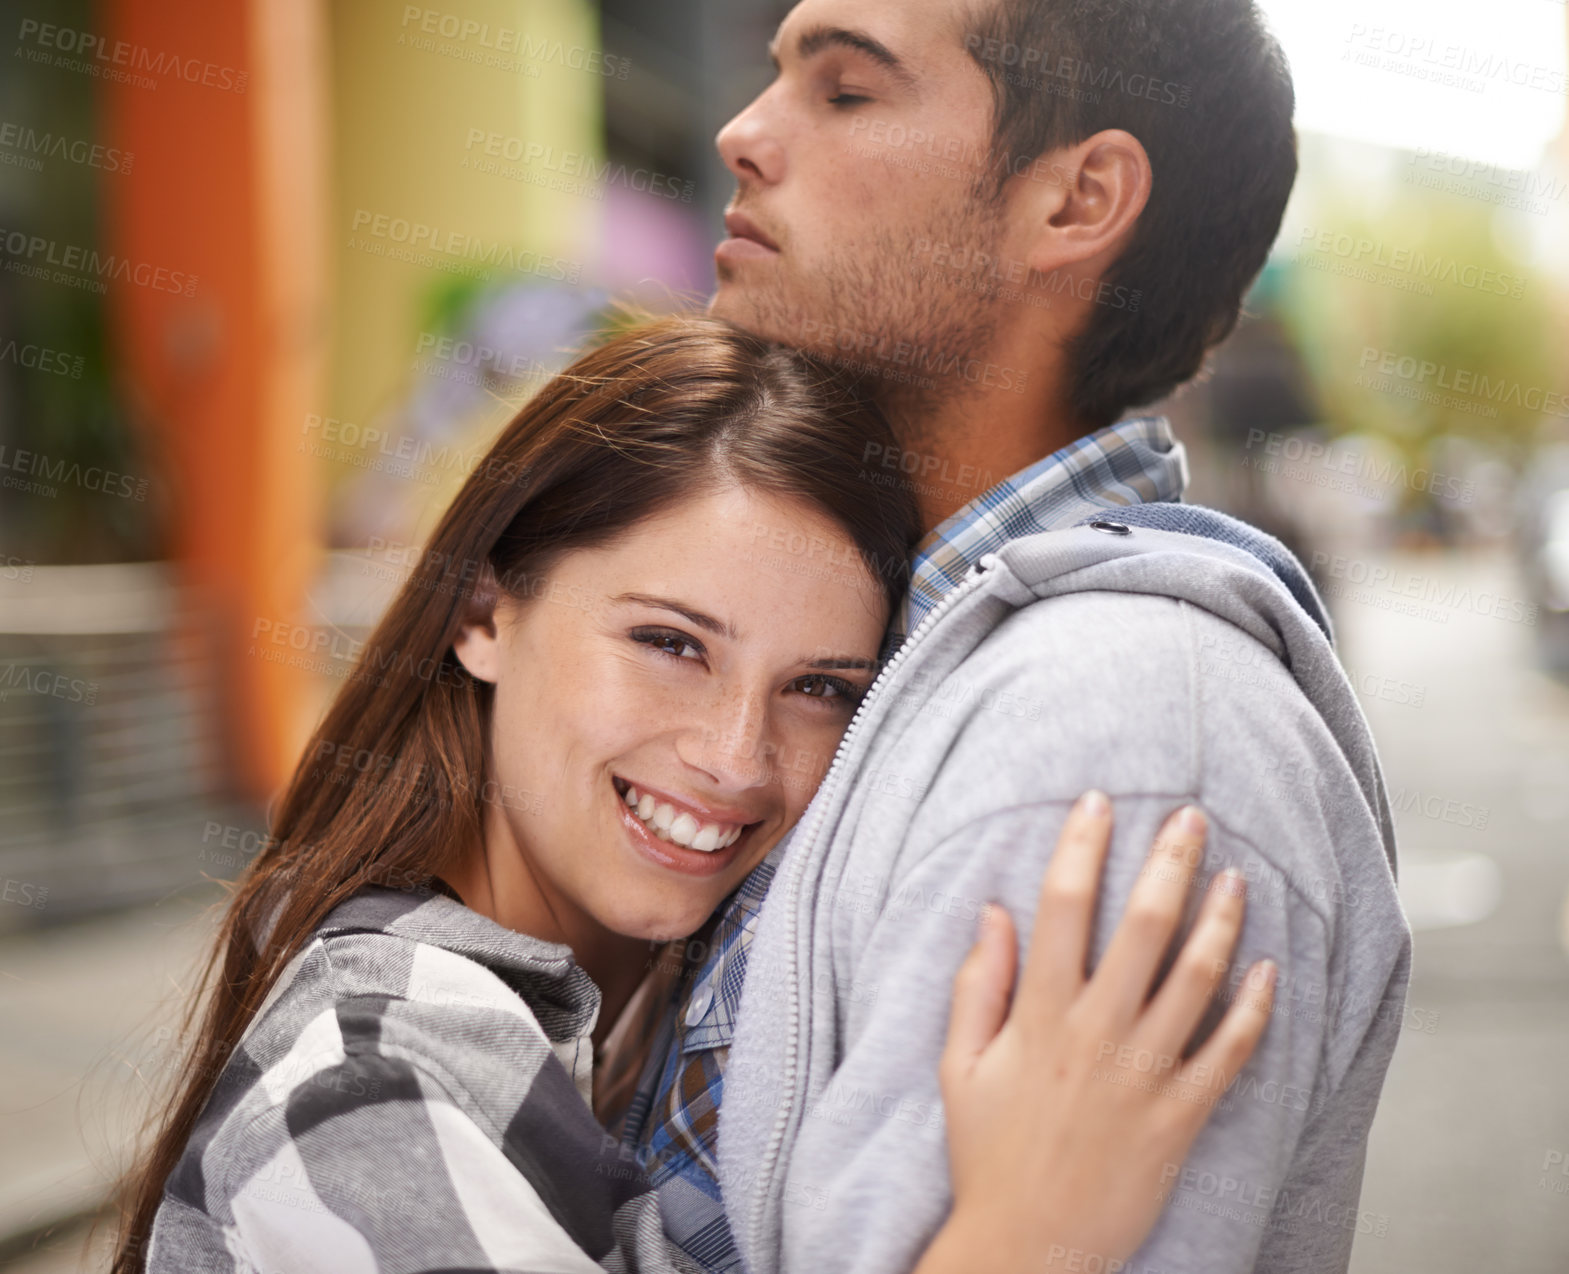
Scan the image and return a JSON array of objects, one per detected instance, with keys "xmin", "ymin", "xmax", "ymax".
[
  {"xmin": 891, "ymin": 415, "xmax": 1188, "ymax": 643},
  {"xmin": 320, "ymin": 885, "xmax": 602, "ymax": 1043}
]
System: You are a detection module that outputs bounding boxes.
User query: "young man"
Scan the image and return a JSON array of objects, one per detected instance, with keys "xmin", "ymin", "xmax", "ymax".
[{"xmin": 619, "ymin": 3, "xmax": 1412, "ymax": 1272}]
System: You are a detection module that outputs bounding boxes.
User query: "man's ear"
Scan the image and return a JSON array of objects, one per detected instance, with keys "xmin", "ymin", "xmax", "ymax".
[
  {"xmin": 1021, "ymin": 129, "xmax": 1152, "ymax": 277},
  {"xmin": 451, "ymin": 563, "xmax": 504, "ymax": 684}
]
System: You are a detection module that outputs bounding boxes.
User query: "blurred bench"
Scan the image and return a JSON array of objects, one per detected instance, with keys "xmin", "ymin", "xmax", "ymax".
[{"xmin": 0, "ymin": 563, "xmax": 261, "ymax": 929}]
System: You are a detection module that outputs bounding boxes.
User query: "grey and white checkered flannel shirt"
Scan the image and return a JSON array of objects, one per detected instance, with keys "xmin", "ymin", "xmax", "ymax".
[{"xmin": 147, "ymin": 885, "xmax": 700, "ymax": 1274}]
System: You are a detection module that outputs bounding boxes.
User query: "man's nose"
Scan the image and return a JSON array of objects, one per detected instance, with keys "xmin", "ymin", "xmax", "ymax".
[{"xmin": 716, "ymin": 89, "xmax": 786, "ymax": 186}]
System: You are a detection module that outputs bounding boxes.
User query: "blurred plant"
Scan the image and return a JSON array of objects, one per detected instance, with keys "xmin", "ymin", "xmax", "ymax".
[
  {"xmin": 327, "ymin": 276, "xmax": 613, "ymax": 546},
  {"xmin": 1279, "ymin": 191, "xmax": 1562, "ymax": 488},
  {"xmin": 0, "ymin": 0, "xmax": 165, "ymax": 565}
]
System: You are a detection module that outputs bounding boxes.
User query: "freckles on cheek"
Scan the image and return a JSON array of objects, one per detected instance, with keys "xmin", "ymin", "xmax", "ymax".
[{"xmin": 605, "ymin": 649, "xmax": 695, "ymax": 715}]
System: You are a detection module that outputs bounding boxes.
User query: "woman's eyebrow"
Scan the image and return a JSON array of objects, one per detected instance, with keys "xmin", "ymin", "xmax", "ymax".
[
  {"xmin": 804, "ymin": 655, "xmax": 880, "ymax": 672},
  {"xmin": 769, "ymin": 23, "xmax": 918, "ymax": 93},
  {"xmin": 612, "ymin": 592, "xmax": 737, "ymax": 640}
]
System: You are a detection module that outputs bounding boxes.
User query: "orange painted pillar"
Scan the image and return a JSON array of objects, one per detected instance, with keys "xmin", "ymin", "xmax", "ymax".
[{"xmin": 99, "ymin": 0, "xmax": 329, "ymax": 802}]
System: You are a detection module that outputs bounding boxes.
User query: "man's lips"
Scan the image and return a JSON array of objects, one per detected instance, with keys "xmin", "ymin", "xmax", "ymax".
[{"xmin": 721, "ymin": 210, "xmax": 780, "ymax": 253}]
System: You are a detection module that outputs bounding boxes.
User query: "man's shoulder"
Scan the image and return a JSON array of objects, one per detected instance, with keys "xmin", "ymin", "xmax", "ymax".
[
  {"xmin": 896, "ymin": 591, "xmax": 1364, "ymax": 862},
  {"xmin": 921, "ymin": 587, "xmax": 1308, "ymax": 751},
  {"xmin": 970, "ymin": 585, "xmax": 1209, "ymax": 681}
]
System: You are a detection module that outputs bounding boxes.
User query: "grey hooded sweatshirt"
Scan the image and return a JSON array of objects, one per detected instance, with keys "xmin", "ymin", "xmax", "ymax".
[{"xmin": 715, "ymin": 515, "xmax": 1412, "ymax": 1274}]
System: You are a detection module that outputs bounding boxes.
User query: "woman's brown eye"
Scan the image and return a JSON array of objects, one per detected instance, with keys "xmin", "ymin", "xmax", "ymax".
[
  {"xmin": 795, "ymin": 675, "xmax": 861, "ymax": 704},
  {"xmin": 632, "ymin": 628, "xmax": 704, "ymax": 662}
]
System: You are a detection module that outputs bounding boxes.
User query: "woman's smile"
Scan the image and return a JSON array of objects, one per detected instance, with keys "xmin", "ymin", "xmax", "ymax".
[
  {"xmin": 611, "ymin": 772, "xmax": 763, "ymax": 877},
  {"xmin": 612, "ymin": 773, "xmax": 754, "ymax": 850}
]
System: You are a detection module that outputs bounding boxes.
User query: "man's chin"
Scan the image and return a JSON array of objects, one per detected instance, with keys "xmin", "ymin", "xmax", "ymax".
[
  {"xmin": 710, "ymin": 281, "xmax": 850, "ymax": 359},
  {"xmin": 706, "ymin": 284, "xmax": 789, "ymax": 345},
  {"xmin": 705, "ymin": 283, "xmax": 749, "ymax": 324}
]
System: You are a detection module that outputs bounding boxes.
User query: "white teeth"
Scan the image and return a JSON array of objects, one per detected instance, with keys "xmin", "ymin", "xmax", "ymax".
[
  {"xmin": 672, "ymin": 817, "xmax": 744, "ymax": 852},
  {"xmin": 617, "ymin": 778, "xmax": 746, "ymax": 853}
]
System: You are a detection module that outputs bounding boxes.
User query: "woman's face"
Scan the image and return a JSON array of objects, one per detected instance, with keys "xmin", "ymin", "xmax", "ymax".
[{"xmin": 453, "ymin": 483, "xmax": 890, "ymax": 947}]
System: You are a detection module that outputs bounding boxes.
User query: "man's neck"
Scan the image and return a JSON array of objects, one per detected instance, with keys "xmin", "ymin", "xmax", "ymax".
[{"xmin": 881, "ymin": 375, "xmax": 1091, "ymax": 532}]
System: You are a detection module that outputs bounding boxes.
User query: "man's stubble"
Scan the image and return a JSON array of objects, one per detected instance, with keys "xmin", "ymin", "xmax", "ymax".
[{"xmin": 713, "ymin": 176, "xmax": 1008, "ymax": 454}]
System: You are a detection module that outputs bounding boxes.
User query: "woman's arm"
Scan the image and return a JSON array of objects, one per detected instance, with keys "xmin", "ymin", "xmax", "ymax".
[{"xmin": 913, "ymin": 792, "xmax": 1276, "ymax": 1274}]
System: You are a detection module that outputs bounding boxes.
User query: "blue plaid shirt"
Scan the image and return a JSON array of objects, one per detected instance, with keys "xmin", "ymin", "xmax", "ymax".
[{"xmin": 618, "ymin": 415, "xmax": 1188, "ymax": 1271}]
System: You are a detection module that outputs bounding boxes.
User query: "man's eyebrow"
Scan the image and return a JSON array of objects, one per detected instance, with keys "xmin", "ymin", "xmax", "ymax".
[
  {"xmin": 613, "ymin": 593, "xmax": 738, "ymax": 641},
  {"xmin": 768, "ymin": 23, "xmax": 918, "ymax": 92}
]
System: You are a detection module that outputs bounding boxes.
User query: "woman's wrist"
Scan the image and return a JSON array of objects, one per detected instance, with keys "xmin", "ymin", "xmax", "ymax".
[
  {"xmin": 912, "ymin": 1205, "xmax": 1041, "ymax": 1274},
  {"xmin": 909, "ymin": 1210, "xmax": 982, "ymax": 1274}
]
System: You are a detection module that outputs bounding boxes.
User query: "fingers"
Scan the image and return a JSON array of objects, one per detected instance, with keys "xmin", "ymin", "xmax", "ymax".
[
  {"xmin": 940, "ymin": 904, "xmax": 1018, "ymax": 1089},
  {"xmin": 1134, "ymin": 867, "xmax": 1248, "ymax": 1055},
  {"xmin": 1089, "ymin": 806, "xmax": 1208, "ymax": 1026},
  {"xmin": 1012, "ymin": 791, "xmax": 1115, "ymax": 1018},
  {"xmin": 1178, "ymin": 958, "xmax": 1277, "ymax": 1105}
]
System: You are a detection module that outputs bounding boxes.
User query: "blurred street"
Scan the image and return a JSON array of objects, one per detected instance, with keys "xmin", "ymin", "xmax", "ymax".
[
  {"xmin": 0, "ymin": 548, "xmax": 1564, "ymax": 1273},
  {"xmin": 0, "ymin": 895, "xmax": 217, "ymax": 1273},
  {"xmin": 1337, "ymin": 548, "xmax": 1569, "ymax": 1272}
]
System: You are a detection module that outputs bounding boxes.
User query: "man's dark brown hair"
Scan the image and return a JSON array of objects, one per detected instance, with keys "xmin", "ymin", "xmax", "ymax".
[{"xmin": 964, "ymin": 0, "xmax": 1298, "ymax": 428}]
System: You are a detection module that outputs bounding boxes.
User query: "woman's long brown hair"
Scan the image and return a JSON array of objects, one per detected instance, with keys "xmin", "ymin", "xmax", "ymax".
[{"xmin": 112, "ymin": 313, "xmax": 921, "ymax": 1270}]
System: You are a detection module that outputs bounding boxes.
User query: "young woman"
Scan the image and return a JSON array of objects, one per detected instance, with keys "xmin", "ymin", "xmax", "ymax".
[{"xmin": 115, "ymin": 314, "xmax": 1275, "ymax": 1274}]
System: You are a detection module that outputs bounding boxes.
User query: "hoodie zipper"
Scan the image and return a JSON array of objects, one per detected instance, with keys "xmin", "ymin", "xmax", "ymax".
[{"xmin": 746, "ymin": 552, "xmax": 1002, "ymax": 1266}]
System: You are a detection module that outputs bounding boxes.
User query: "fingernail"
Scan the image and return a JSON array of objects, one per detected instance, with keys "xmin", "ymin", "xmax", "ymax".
[
  {"xmin": 1178, "ymin": 805, "xmax": 1206, "ymax": 836},
  {"xmin": 1255, "ymin": 959, "xmax": 1278, "ymax": 989},
  {"xmin": 1079, "ymin": 789, "xmax": 1109, "ymax": 816},
  {"xmin": 1214, "ymin": 867, "xmax": 1246, "ymax": 897}
]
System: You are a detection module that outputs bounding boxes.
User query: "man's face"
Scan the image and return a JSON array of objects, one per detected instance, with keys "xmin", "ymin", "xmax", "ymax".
[{"xmin": 711, "ymin": 0, "xmax": 1010, "ymax": 402}]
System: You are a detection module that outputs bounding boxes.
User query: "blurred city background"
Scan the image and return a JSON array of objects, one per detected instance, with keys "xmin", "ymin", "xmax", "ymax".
[{"xmin": 0, "ymin": 0, "xmax": 1564, "ymax": 1269}]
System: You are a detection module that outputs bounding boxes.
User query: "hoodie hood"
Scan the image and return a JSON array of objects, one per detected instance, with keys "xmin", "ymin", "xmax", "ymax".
[{"xmin": 878, "ymin": 514, "xmax": 1393, "ymax": 878}]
